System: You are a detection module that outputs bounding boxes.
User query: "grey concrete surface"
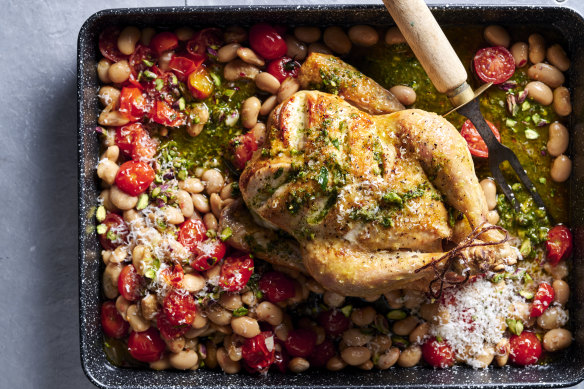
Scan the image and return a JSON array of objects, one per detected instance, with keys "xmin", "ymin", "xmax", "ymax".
[{"xmin": 0, "ymin": 0, "xmax": 580, "ymax": 388}]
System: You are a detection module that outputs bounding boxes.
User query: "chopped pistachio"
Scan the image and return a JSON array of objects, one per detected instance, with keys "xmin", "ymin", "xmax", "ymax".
[
  {"xmin": 152, "ymin": 187, "xmax": 161, "ymax": 197},
  {"xmin": 177, "ymin": 170, "xmax": 188, "ymax": 181},
  {"xmin": 386, "ymin": 310, "xmax": 407, "ymax": 320},
  {"xmin": 144, "ymin": 269, "xmax": 156, "ymax": 279},
  {"xmin": 96, "ymin": 205, "xmax": 107, "ymax": 222},
  {"xmin": 519, "ymin": 290, "xmax": 534, "ymax": 300},
  {"xmin": 519, "ymin": 239, "xmax": 532, "ymax": 257},
  {"xmin": 232, "ymin": 307, "xmax": 249, "ymax": 317},
  {"xmin": 210, "ymin": 72, "xmax": 221, "ymax": 87},
  {"xmin": 144, "ymin": 70, "xmax": 157, "ymax": 80},
  {"xmin": 219, "ymin": 227, "xmax": 233, "ymax": 242},
  {"xmin": 340, "ymin": 305, "xmax": 353, "ymax": 317},
  {"xmin": 178, "ymin": 97, "xmax": 186, "ymax": 111},
  {"xmin": 525, "ymin": 129, "xmax": 539, "ymax": 140},
  {"xmin": 521, "ymin": 101, "xmax": 531, "ymax": 111},
  {"xmin": 505, "ymin": 118, "xmax": 517, "ymax": 127},
  {"xmin": 136, "ymin": 193, "xmax": 149, "ymax": 210},
  {"xmin": 538, "ymin": 177, "xmax": 547, "ymax": 184},
  {"xmin": 96, "ymin": 224, "xmax": 107, "ymax": 235},
  {"xmin": 142, "ymin": 59, "xmax": 154, "ymax": 67},
  {"xmin": 155, "ymin": 78, "xmax": 164, "ymax": 91}
]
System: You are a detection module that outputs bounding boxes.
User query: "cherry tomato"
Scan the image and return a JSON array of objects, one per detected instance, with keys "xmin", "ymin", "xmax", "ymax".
[
  {"xmin": 100, "ymin": 301, "xmax": 129, "ymax": 339},
  {"xmin": 422, "ymin": 337, "xmax": 455, "ymax": 368},
  {"xmin": 127, "ymin": 327, "xmax": 166, "ymax": 363},
  {"xmin": 249, "ymin": 23, "xmax": 287, "ymax": 60},
  {"xmin": 98, "ymin": 213, "xmax": 128, "ymax": 251},
  {"xmin": 272, "ymin": 339, "xmax": 289, "ymax": 373},
  {"xmin": 168, "ymin": 56, "xmax": 203, "ymax": 81},
  {"xmin": 118, "ymin": 264, "xmax": 142, "ymax": 302},
  {"xmin": 509, "ymin": 332, "xmax": 542, "ymax": 366},
  {"xmin": 99, "ymin": 27, "xmax": 128, "ymax": 62},
  {"xmin": 530, "ymin": 282, "xmax": 555, "ymax": 318},
  {"xmin": 241, "ymin": 331, "xmax": 276, "ymax": 373},
  {"xmin": 186, "ymin": 28, "xmax": 223, "ymax": 58},
  {"xmin": 473, "ymin": 46, "xmax": 515, "ymax": 84},
  {"xmin": 232, "ymin": 131, "xmax": 259, "ymax": 170},
  {"xmin": 308, "ymin": 338, "xmax": 336, "ymax": 368},
  {"xmin": 115, "ymin": 124, "xmax": 157, "ymax": 161},
  {"xmin": 119, "ymin": 87, "xmax": 147, "ymax": 122},
  {"xmin": 115, "ymin": 160, "xmax": 155, "ymax": 196},
  {"xmin": 285, "ymin": 328, "xmax": 317, "ymax": 358},
  {"xmin": 177, "ymin": 219, "xmax": 207, "ymax": 252},
  {"xmin": 546, "ymin": 225, "xmax": 573, "ymax": 266},
  {"xmin": 266, "ymin": 56, "xmax": 301, "ymax": 83},
  {"xmin": 163, "ymin": 289, "xmax": 198, "ymax": 326},
  {"xmin": 150, "ymin": 31, "xmax": 179, "ymax": 56},
  {"xmin": 219, "ymin": 254, "xmax": 254, "ymax": 292},
  {"xmin": 187, "ymin": 67, "xmax": 214, "ymax": 100},
  {"xmin": 317, "ymin": 309, "xmax": 351, "ymax": 338},
  {"xmin": 460, "ymin": 119, "xmax": 501, "ymax": 158},
  {"xmin": 157, "ymin": 311, "xmax": 190, "ymax": 339},
  {"xmin": 192, "ymin": 239, "xmax": 226, "ymax": 271},
  {"xmin": 160, "ymin": 263, "xmax": 184, "ymax": 288},
  {"xmin": 150, "ymin": 100, "xmax": 186, "ymax": 127},
  {"xmin": 128, "ymin": 45, "xmax": 155, "ymax": 75},
  {"xmin": 259, "ymin": 271, "xmax": 296, "ymax": 303}
]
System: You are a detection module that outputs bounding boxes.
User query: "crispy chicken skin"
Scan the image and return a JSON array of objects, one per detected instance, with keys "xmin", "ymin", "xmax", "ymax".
[{"xmin": 236, "ymin": 91, "xmax": 517, "ymax": 297}]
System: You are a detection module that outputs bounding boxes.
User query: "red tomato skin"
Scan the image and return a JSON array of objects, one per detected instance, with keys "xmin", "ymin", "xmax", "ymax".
[
  {"xmin": 119, "ymin": 87, "xmax": 147, "ymax": 122},
  {"xmin": 99, "ymin": 27, "xmax": 128, "ymax": 62},
  {"xmin": 232, "ymin": 131, "xmax": 258, "ymax": 170},
  {"xmin": 546, "ymin": 225, "xmax": 573, "ymax": 266},
  {"xmin": 219, "ymin": 255, "xmax": 254, "ymax": 292},
  {"xmin": 160, "ymin": 264, "xmax": 184, "ymax": 288},
  {"xmin": 150, "ymin": 31, "xmax": 179, "ymax": 56},
  {"xmin": 266, "ymin": 57, "xmax": 301, "ymax": 83},
  {"xmin": 249, "ymin": 24, "xmax": 287, "ymax": 60},
  {"xmin": 127, "ymin": 328, "xmax": 166, "ymax": 363},
  {"xmin": 118, "ymin": 264, "xmax": 142, "ymax": 302},
  {"xmin": 474, "ymin": 46, "xmax": 515, "ymax": 84},
  {"xmin": 163, "ymin": 290, "xmax": 198, "ymax": 326},
  {"xmin": 192, "ymin": 239, "xmax": 226, "ymax": 271},
  {"xmin": 285, "ymin": 329, "xmax": 317, "ymax": 357},
  {"xmin": 101, "ymin": 301, "xmax": 129, "ymax": 339},
  {"xmin": 98, "ymin": 213, "xmax": 128, "ymax": 250},
  {"xmin": 317, "ymin": 309, "xmax": 351, "ymax": 338},
  {"xmin": 509, "ymin": 332, "xmax": 542, "ymax": 366},
  {"xmin": 241, "ymin": 331, "xmax": 276, "ymax": 373},
  {"xmin": 308, "ymin": 338, "xmax": 336, "ymax": 368},
  {"xmin": 530, "ymin": 282, "xmax": 555, "ymax": 318},
  {"xmin": 422, "ymin": 337, "xmax": 455, "ymax": 368},
  {"xmin": 115, "ymin": 160, "xmax": 155, "ymax": 196},
  {"xmin": 150, "ymin": 100, "xmax": 185, "ymax": 127},
  {"xmin": 186, "ymin": 28, "xmax": 223, "ymax": 58},
  {"xmin": 157, "ymin": 312, "xmax": 190, "ymax": 339},
  {"xmin": 272, "ymin": 340, "xmax": 290, "ymax": 373},
  {"xmin": 168, "ymin": 56, "xmax": 202, "ymax": 81},
  {"xmin": 115, "ymin": 124, "xmax": 157, "ymax": 161},
  {"xmin": 177, "ymin": 219, "xmax": 207, "ymax": 252},
  {"xmin": 259, "ymin": 271, "xmax": 296, "ymax": 303},
  {"xmin": 128, "ymin": 45, "xmax": 154, "ymax": 76},
  {"xmin": 187, "ymin": 67, "xmax": 214, "ymax": 100},
  {"xmin": 460, "ymin": 119, "xmax": 501, "ymax": 158}
]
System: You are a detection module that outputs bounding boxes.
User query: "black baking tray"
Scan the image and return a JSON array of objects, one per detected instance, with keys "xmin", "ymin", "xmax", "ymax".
[{"xmin": 78, "ymin": 3, "xmax": 584, "ymax": 389}]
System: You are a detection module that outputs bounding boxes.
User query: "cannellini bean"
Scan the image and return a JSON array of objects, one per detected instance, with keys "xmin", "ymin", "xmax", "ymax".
[
  {"xmin": 377, "ymin": 347, "xmax": 400, "ymax": 369},
  {"xmin": 115, "ymin": 295, "xmax": 130, "ymax": 320},
  {"xmin": 163, "ymin": 206, "xmax": 184, "ymax": 225},
  {"xmin": 220, "ymin": 182, "xmax": 235, "ymax": 200},
  {"xmin": 551, "ymin": 155, "xmax": 572, "ymax": 183},
  {"xmin": 409, "ymin": 322, "xmax": 429, "ymax": 344},
  {"xmin": 204, "ymin": 264, "xmax": 221, "ymax": 281},
  {"xmin": 260, "ymin": 95, "xmax": 278, "ymax": 116},
  {"xmin": 117, "ymin": 26, "xmax": 141, "ymax": 55},
  {"xmin": 286, "ymin": 35, "xmax": 307, "ymax": 61},
  {"xmin": 385, "ymin": 27, "xmax": 405, "ymax": 45},
  {"xmin": 351, "ymin": 306, "xmax": 376, "ymax": 326},
  {"xmin": 289, "ymin": 357, "xmax": 310, "ymax": 373},
  {"xmin": 544, "ymin": 260, "xmax": 569, "ymax": 280},
  {"xmin": 487, "ymin": 210, "xmax": 500, "ymax": 225},
  {"xmin": 224, "ymin": 26, "xmax": 247, "ymax": 43},
  {"xmin": 175, "ymin": 27, "xmax": 195, "ymax": 41},
  {"xmin": 231, "ymin": 316, "xmax": 260, "ymax": 338},
  {"xmin": 306, "ymin": 279, "xmax": 325, "ymax": 294},
  {"xmin": 403, "ymin": 289, "xmax": 424, "ymax": 309},
  {"xmin": 323, "ymin": 26, "xmax": 352, "ymax": 55},
  {"xmin": 192, "ymin": 313, "xmax": 208, "ymax": 330},
  {"xmin": 97, "ymin": 159, "xmax": 119, "ymax": 186},
  {"xmin": 256, "ymin": 301, "xmax": 283, "ymax": 326},
  {"xmin": 525, "ymin": 81, "xmax": 553, "ymax": 106},
  {"xmin": 547, "ymin": 122, "xmax": 569, "ymax": 157},
  {"xmin": 218, "ymin": 347, "xmax": 242, "ymax": 373},
  {"xmin": 98, "ymin": 108, "xmax": 130, "ymax": 127},
  {"xmin": 150, "ymin": 357, "xmax": 171, "ymax": 371},
  {"xmin": 342, "ymin": 329, "xmax": 372, "ymax": 347},
  {"xmin": 473, "ymin": 346, "xmax": 495, "ymax": 368},
  {"xmin": 207, "ymin": 304, "xmax": 233, "ymax": 326},
  {"xmin": 323, "ymin": 290, "xmax": 345, "ymax": 308},
  {"xmin": 294, "ymin": 26, "xmax": 321, "ymax": 43},
  {"xmin": 183, "ymin": 273, "xmax": 206, "ymax": 293},
  {"xmin": 158, "ymin": 51, "xmax": 173, "ymax": 71},
  {"xmin": 217, "ymin": 43, "xmax": 241, "ymax": 63},
  {"xmin": 179, "ymin": 177, "xmax": 204, "ymax": 194},
  {"xmin": 393, "ymin": 316, "xmax": 419, "ymax": 336},
  {"xmin": 224, "ymin": 59, "xmax": 260, "ymax": 81},
  {"xmin": 175, "ymin": 189, "xmax": 195, "ymax": 218},
  {"xmin": 495, "ymin": 338, "xmax": 510, "ymax": 367},
  {"xmin": 277, "ymin": 77, "xmax": 300, "ymax": 102},
  {"xmin": 528, "ymin": 33, "xmax": 546, "ymax": 64},
  {"xmin": 483, "ymin": 25, "xmax": 510, "ymax": 47},
  {"xmin": 371, "ymin": 334, "xmax": 392, "ymax": 353},
  {"xmin": 528, "ymin": 63, "xmax": 565, "ymax": 89},
  {"xmin": 108, "ymin": 60, "xmax": 131, "ymax": 83},
  {"xmin": 169, "ymin": 349, "xmax": 198, "ymax": 370},
  {"xmin": 348, "ymin": 25, "xmax": 379, "ymax": 47},
  {"xmin": 308, "ymin": 42, "xmax": 332, "ymax": 55},
  {"xmin": 237, "ymin": 47, "xmax": 265, "ymax": 67},
  {"xmin": 543, "ymin": 328, "xmax": 572, "ymax": 352},
  {"xmin": 553, "ymin": 279, "xmax": 570, "ymax": 305},
  {"xmin": 241, "ymin": 291, "xmax": 257, "ymax": 307},
  {"xmin": 389, "ymin": 85, "xmax": 416, "ymax": 106},
  {"xmin": 127, "ymin": 304, "xmax": 150, "ymax": 332},
  {"xmin": 510, "ymin": 42, "xmax": 529, "ymax": 68},
  {"xmin": 384, "ymin": 290, "xmax": 403, "ymax": 309},
  {"xmin": 537, "ymin": 306, "xmax": 568, "ymax": 330},
  {"xmin": 99, "ymin": 189, "xmax": 118, "ymax": 212},
  {"xmin": 97, "ymin": 59, "xmax": 112, "ymax": 83},
  {"xmin": 141, "ymin": 294, "xmax": 158, "ymax": 321},
  {"xmin": 210, "ymin": 193, "xmax": 223, "ymax": 218},
  {"xmin": 553, "ymin": 86, "xmax": 572, "ymax": 117},
  {"xmin": 241, "ymin": 97, "xmax": 261, "ymax": 129},
  {"xmin": 419, "ymin": 303, "xmax": 441, "ymax": 324},
  {"xmin": 341, "ymin": 346, "xmax": 371, "ymax": 366},
  {"xmin": 191, "ymin": 193, "xmax": 210, "ymax": 214},
  {"xmin": 547, "ymin": 44, "xmax": 570, "ymax": 72},
  {"xmin": 109, "ymin": 185, "xmax": 138, "ymax": 210},
  {"xmin": 326, "ymin": 355, "xmax": 347, "ymax": 371},
  {"xmin": 480, "ymin": 178, "xmax": 497, "ymax": 210},
  {"xmin": 203, "ymin": 213, "xmax": 218, "ymax": 231},
  {"xmin": 98, "ymin": 86, "xmax": 121, "ymax": 108},
  {"xmin": 140, "ymin": 27, "xmax": 156, "ymax": 46},
  {"xmin": 131, "ymin": 245, "xmax": 149, "ymax": 274},
  {"xmin": 397, "ymin": 345, "xmax": 422, "ymax": 367},
  {"xmin": 255, "ymin": 72, "xmax": 281, "ymax": 94},
  {"xmin": 102, "ymin": 145, "xmax": 119, "ymax": 162},
  {"xmin": 220, "ymin": 293, "xmax": 243, "ymax": 311},
  {"xmin": 359, "ymin": 360, "xmax": 374, "ymax": 370}
]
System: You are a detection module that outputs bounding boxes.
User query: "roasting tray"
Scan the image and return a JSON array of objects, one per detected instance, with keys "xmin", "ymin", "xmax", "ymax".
[{"xmin": 78, "ymin": 3, "xmax": 584, "ymax": 388}]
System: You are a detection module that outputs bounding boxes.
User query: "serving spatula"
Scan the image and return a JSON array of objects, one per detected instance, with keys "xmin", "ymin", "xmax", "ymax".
[{"xmin": 382, "ymin": 0, "xmax": 546, "ymax": 212}]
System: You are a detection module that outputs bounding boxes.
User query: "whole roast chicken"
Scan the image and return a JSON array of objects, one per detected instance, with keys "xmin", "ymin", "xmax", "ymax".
[{"xmin": 221, "ymin": 53, "xmax": 517, "ymax": 297}]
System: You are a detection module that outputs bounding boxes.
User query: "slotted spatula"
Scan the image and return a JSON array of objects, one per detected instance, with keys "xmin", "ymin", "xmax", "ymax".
[{"xmin": 382, "ymin": 0, "xmax": 546, "ymax": 212}]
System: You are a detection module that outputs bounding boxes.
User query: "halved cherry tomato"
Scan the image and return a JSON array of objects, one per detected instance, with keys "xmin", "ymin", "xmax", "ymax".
[
  {"xmin": 422, "ymin": 337, "xmax": 455, "ymax": 368},
  {"xmin": 187, "ymin": 67, "xmax": 214, "ymax": 100},
  {"xmin": 100, "ymin": 301, "xmax": 129, "ymax": 339},
  {"xmin": 219, "ymin": 254, "xmax": 254, "ymax": 292},
  {"xmin": 119, "ymin": 87, "xmax": 147, "ymax": 122},
  {"xmin": 546, "ymin": 225, "xmax": 573, "ymax": 266},
  {"xmin": 150, "ymin": 31, "xmax": 179, "ymax": 56},
  {"xmin": 186, "ymin": 28, "xmax": 223, "ymax": 58},
  {"xmin": 115, "ymin": 124, "xmax": 157, "ymax": 161},
  {"xmin": 232, "ymin": 131, "xmax": 259, "ymax": 170},
  {"xmin": 163, "ymin": 289, "xmax": 198, "ymax": 326},
  {"xmin": 160, "ymin": 263, "xmax": 184, "ymax": 288},
  {"xmin": 178, "ymin": 219, "xmax": 207, "ymax": 252},
  {"xmin": 242, "ymin": 331, "xmax": 276, "ymax": 373},
  {"xmin": 192, "ymin": 239, "xmax": 226, "ymax": 271},
  {"xmin": 266, "ymin": 56, "xmax": 300, "ymax": 83},
  {"xmin": 157, "ymin": 311, "xmax": 190, "ymax": 339},
  {"xmin": 127, "ymin": 327, "xmax": 166, "ymax": 363},
  {"xmin": 118, "ymin": 264, "xmax": 142, "ymax": 302},
  {"xmin": 474, "ymin": 46, "xmax": 515, "ymax": 84},
  {"xmin": 509, "ymin": 331, "xmax": 542, "ymax": 366},
  {"xmin": 115, "ymin": 160, "xmax": 155, "ymax": 196},
  {"xmin": 249, "ymin": 24, "xmax": 287, "ymax": 60},
  {"xmin": 259, "ymin": 271, "xmax": 296, "ymax": 303},
  {"xmin": 168, "ymin": 56, "xmax": 203, "ymax": 81},
  {"xmin": 98, "ymin": 213, "xmax": 128, "ymax": 251},
  {"xmin": 530, "ymin": 282, "xmax": 555, "ymax": 318},
  {"xmin": 128, "ymin": 45, "xmax": 155, "ymax": 75},
  {"xmin": 460, "ymin": 119, "xmax": 501, "ymax": 158},
  {"xmin": 317, "ymin": 309, "xmax": 350, "ymax": 338},
  {"xmin": 285, "ymin": 328, "xmax": 317, "ymax": 357},
  {"xmin": 150, "ymin": 100, "xmax": 186, "ymax": 127},
  {"xmin": 99, "ymin": 27, "xmax": 128, "ymax": 62}
]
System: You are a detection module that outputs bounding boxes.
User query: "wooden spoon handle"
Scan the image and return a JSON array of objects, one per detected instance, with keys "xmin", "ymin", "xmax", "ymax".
[{"xmin": 382, "ymin": 0, "xmax": 471, "ymax": 100}]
